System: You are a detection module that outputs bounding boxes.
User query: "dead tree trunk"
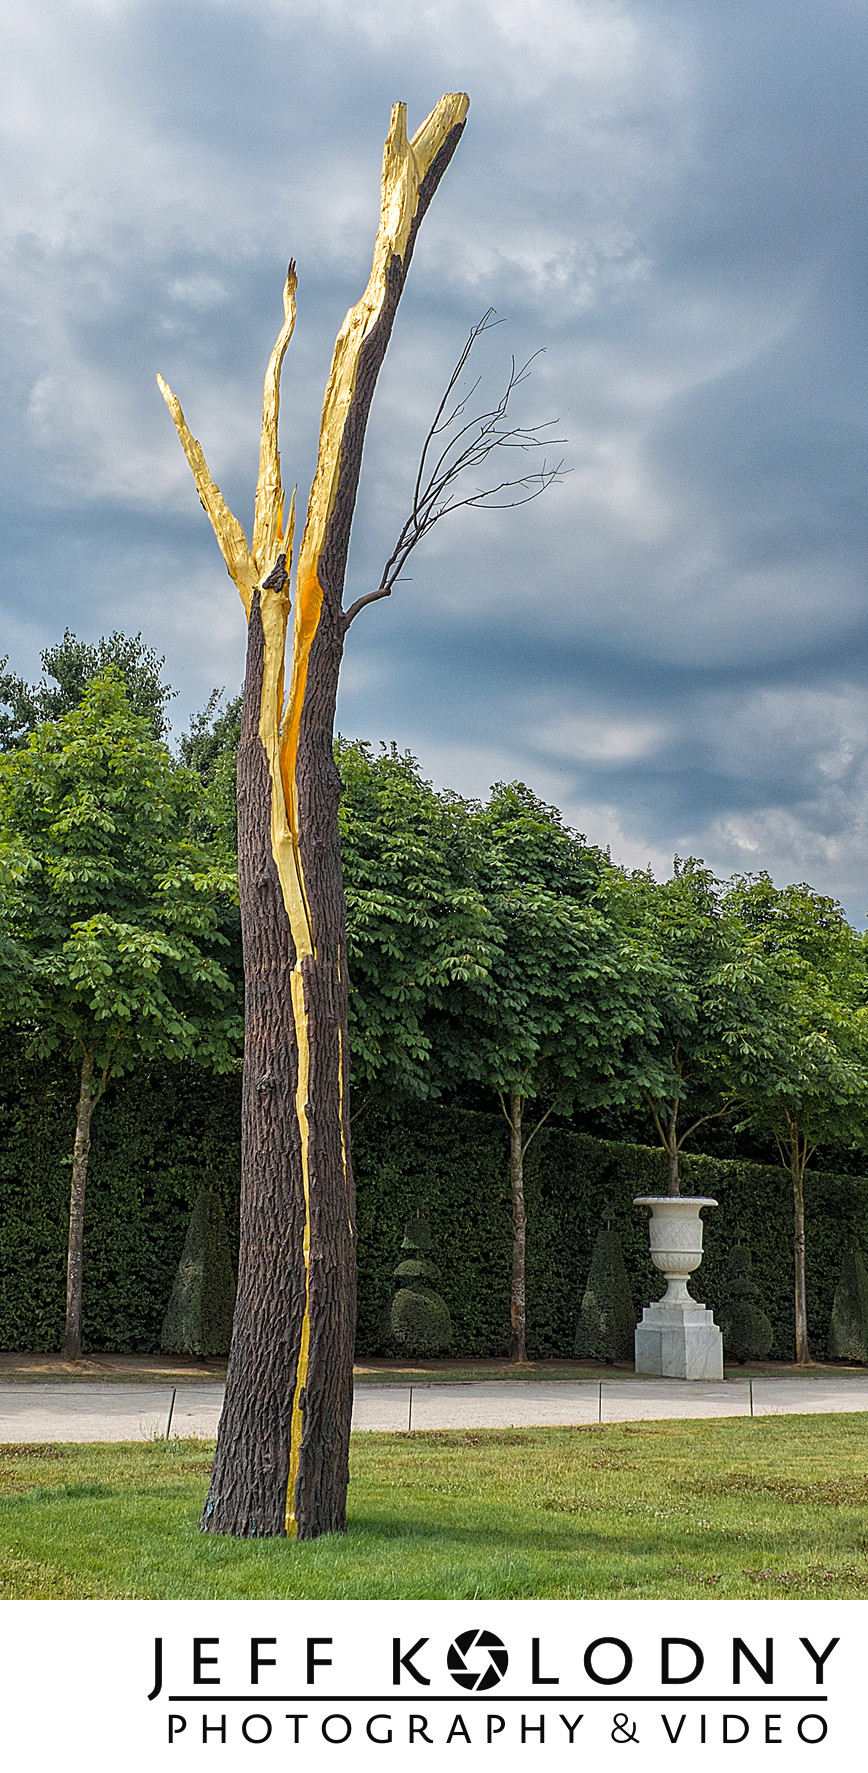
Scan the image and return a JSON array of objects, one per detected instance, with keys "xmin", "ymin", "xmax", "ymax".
[{"xmin": 160, "ymin": 94, "xmax": 468, "ymax": 1537}]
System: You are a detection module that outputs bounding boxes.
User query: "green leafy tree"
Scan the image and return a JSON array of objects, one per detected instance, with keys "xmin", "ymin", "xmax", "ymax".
[
  {"xmin": 623, "ymin": 860, "xmax": 782, "ymax": 1194},
  {"xmin": 723, "ymin": 874, "xmax": 868, "ymax": 1363},
  {"xmin": 0, "ymin": 671, "xmax": 242, "ymax": 1358},
  {"xmin": 337, "ymin": 741, "xmax": 494, "ymax": 1102},
  {"xmin": 179, "ymin": 690, "xmax": 243, "ymax": 785},
  {"xmin": 178, "ymin": 690, "xmax": 243, "ymax": 868},
  {"xmin": 457, "ymin": 785, "xmax": 664, "ymax": 1362},
  {"xmin": 178, "ymin": 729, "xmax": 497, "ymax": 1104},
  {"xmin": 0, "ymin": 629, "xmax": 176, "ymax": 748}
]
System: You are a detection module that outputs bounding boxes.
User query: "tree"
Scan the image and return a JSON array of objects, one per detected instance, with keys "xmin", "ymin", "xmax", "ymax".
[
  {"xmin": 160, "ymin": 94, "xmax": 567, "ymax": 1532},
  {"xmin": 454, "ymin": 785, "xmax": 663, "ymax": 1362},
  {"xmin": 0, "ymin": 672, "xmax": 241, "ymax": 1358},
  {"xmin": 623, "ymin": 860, "xmax": 779, "ymax": 1194},
  {"xmin": 179, "ymin": 691, "xmax": 244, "ymax": 906},
  {"xmin": 159, "ymin": 95, "xmax": 473, "ymax": 1539},
  {"xmin": 723, "ymin": 874, "xmax": 868, "ymax": 1363},
  {"xmin": 343, "ymin": 306, "xmax": 563, "ymax": 627},
  {"xmin": 179, "ymin": 690, "xmax": 243, "ymax": 788},
  {"xmin": 0, "ymin": 628, "xmax": 176, "ymax": 749},
  {"xmin": 183, "ymin": 725, "xmax": 493, "ymax": 1104}
]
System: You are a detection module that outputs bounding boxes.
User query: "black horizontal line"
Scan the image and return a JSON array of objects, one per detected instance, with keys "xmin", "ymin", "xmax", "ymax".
[{"xmin": 166, "ymin": 1694, "xmax": 827, "ymax": 1706}]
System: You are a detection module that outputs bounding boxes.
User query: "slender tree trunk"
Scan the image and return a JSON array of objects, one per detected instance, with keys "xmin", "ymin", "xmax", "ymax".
[
  {"xmin": 63, "ymin": 1049, "xmax": 97, "ymax": 1360},
  {"xmin": 648, "ymin": 1096, "xmax": 681, "ymax": 1195},
  {"xmin": 507, "ymin": 1091, "xmax": 528, "ymax": 1363},
  {"xmin": 790, "ymin": 1133, "xmax": 812, "ymax": 1365},
  {"xmin": 666, "ymin": 1104, "xmax": 680, "ymax": 1195}
]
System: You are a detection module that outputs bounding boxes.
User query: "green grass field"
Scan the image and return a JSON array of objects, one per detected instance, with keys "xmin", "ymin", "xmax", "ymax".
[{"xmin": 1, "ymin": 1414, "xmax": 866, "ymax": 1600}]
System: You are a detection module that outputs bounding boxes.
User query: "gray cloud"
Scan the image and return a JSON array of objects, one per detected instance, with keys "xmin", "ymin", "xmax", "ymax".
[{"xmin": 2, "ymin": 0, "xmax": 868, "ymax": 916}]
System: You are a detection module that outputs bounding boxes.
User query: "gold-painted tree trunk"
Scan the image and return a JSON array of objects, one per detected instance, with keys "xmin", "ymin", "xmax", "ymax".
[{"xmin": 159, "ymin": 95, "xmax": 468, "ymax": 1538}]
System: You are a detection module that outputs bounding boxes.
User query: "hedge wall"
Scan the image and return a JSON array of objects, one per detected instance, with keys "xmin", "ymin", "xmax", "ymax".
[
  {"xmin": 1, "ymin": 1058, "xmax": 866, "ymax": 1360},
  {"xmin": 0, "ymin": 1057, "xmax": 241, "ymax": 1354},
  {"xmin": 352, "ymin": 1104, "xmax": 868, "ymax": 1363}
]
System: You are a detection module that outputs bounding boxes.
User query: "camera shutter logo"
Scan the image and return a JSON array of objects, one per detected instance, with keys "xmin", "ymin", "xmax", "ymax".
[{"xmin": 447, "ymin": 1630, "xmax": 509, "ymax": 1692}]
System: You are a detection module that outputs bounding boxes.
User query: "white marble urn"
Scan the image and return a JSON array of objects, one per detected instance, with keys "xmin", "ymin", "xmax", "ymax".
[
  {"xmin": 633, "ymin": 1195, "xmax": 717, "ymax": 1303},
  {"xmin": 633, "ymin": 1196, "xmax": 723, "ymax": 1380}
]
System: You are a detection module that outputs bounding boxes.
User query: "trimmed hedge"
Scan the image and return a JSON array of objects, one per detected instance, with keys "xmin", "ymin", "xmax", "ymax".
[
  {"xmin": 353, "ymin": 1104, "xmax": 867, "ymax": 1362},
  {"xmin": 573, "ymin": 1207, "xmax": 636, "ymax": 1363},
  {"xmin": 1, "ymin": 1058, "xmax": 866, "ymax": 1360},
  {"xmin": 160, "ymin": 1190, "xmax": 237, "ymax": 1358}
]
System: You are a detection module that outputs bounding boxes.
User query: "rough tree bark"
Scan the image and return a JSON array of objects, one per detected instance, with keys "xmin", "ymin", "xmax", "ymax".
[{"xmin": 159, "ymin": 95, "xmax": 469, "ymax": 1537}]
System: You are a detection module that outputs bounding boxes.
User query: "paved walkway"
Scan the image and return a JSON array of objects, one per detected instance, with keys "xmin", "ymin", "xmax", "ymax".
[{"xmin": 1, "ymin": 1373, "xmax": 867, "ymax": 1441}]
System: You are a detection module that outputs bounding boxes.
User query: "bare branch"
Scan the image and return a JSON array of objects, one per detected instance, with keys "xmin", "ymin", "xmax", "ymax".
[
  {"xmin": 647, "ymin": 1097, "xmax": 668, "ymax": 1150},
  {"xmin": 342, "ymin": 311, "xmax": 567, "ymax": 631},
  {"xmin": 677, "ymin": 1097, "xmax": 739, "ymax": 1148},
  {"xmin": 497, "ymin": 1089, "xmax": 518, "ymax": 1136},
  {"xmin": 520, "ymin": 1098, "xmax": 557, "ymax": 1161}
]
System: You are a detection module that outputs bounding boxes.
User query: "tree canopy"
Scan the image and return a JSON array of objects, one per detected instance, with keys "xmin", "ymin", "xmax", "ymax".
[
  {"xmin": 0, "ymin": 629, "xmax": 176, "ymax": 749},
  {"xmin": 337, "ymin": 739, "xmax": 494, "ymax": 1102},
  {"xmin": 0, "ymin": 670, "xmax": 240, "ymax": 1077},
  {"xmin": 616, "ymin": 859, "xmax": 784, "ymax": 1192}
]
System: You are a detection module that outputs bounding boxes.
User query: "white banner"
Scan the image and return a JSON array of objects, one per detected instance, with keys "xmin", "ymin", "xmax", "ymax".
[{"xmin": 0, "ymin": 1598, "xmax": 860, "ymax": 1770}]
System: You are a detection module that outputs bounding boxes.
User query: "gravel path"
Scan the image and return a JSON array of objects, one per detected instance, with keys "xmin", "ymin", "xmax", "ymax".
[{"xmin": 1, "ymin": 1372, "xmax": 867, "ymax": 1441}]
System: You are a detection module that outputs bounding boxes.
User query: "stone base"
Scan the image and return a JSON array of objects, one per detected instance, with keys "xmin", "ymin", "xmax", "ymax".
[{"xmin": 634, "ymin": 1298, "xmax": 723, "ymax": 1380}]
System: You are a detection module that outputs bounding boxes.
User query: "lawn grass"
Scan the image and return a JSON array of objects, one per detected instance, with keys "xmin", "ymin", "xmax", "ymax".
[{"xmin": 1, "ymin": 1414, "xmax": 866, "ymax": 1600}]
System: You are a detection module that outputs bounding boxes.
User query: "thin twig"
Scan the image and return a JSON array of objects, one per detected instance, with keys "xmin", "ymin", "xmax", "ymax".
[
  {"xmin": 677, "ymin": 1097, "xmax": 739, "ymax": 1148},
  {"xmin": 520, "ymin": 1099, "xmax": 557, "ymax": 1161},
  {"xmin": 342, "ymin": 311, "xmax": 567, "ymax": 632}
]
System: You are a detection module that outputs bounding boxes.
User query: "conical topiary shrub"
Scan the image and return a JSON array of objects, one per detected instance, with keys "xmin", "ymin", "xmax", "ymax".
[
  {"xmin": 161, "ymin": 1189, "xmax": 237, "ymax": 1358},
  {"xmin": 828, "ymin": 1240, "xmax": 868, "ymax": 1363},
  {"xmin": 389, "ymin": 1209, "xmax": 452, "ymax": 1358},
  {"xmin": 720, "ymin": 1242, "xmax": 773, "ymax": 1363},
  {"xmin": 574, "ymin": 1203, "xmax": 636, "ymax": 1363}
]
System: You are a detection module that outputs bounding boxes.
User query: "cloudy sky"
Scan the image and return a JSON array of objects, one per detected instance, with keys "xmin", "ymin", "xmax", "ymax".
[{"xmin": 3, "ymin": 0, "xmax": 868, "ymax": 914}]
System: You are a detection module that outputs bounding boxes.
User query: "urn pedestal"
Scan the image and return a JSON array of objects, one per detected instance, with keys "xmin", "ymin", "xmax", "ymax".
[{"xmin": 633, "ymin": 1196, "xmax": 723, "ymax": 1380}]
